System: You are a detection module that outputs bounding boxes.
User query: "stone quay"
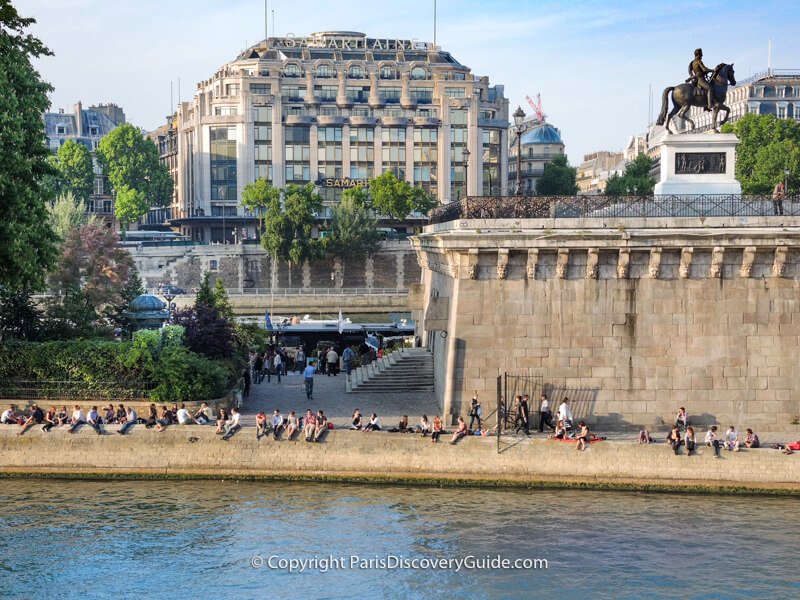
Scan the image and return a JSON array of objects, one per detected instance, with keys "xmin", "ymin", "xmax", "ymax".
[{"xmin": 411, "ymin": 202, "xmax": 800, "ymax": 433}]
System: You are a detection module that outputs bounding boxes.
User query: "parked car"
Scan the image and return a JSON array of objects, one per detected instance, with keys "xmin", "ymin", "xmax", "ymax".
[
  {"xmin": 377, "ymin": 227, "xmax": 403, "ymax": 241},
  {"xmin": 159, "ymin": 284, "xmax": 186, "ymax": 295}
]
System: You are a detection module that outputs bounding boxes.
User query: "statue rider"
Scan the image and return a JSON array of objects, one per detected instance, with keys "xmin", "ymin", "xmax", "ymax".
[{"xmin": 687, "ymin": 48, "xmax": 714, "ymax": 111}]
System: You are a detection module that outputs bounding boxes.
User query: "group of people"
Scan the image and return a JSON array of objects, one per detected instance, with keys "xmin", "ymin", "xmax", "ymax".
[
  {"xmin": 254, "ymin": 408, "xmax": 331, "ymax": 443},
  {"xmin": 2, "ymin": 402, "xmax": 143, "ymax": 435}
]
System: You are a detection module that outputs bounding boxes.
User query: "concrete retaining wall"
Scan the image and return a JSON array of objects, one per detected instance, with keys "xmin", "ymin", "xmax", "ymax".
[{"xmin": 1, "ymin": 427, "xmax": 798, "ymax": 493}]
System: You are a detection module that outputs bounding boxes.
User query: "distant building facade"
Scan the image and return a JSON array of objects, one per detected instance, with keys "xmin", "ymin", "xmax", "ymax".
[
  {"xmin": 161, "ymin": 31, "xmax": 509, "ymax": 243},
  {"xmin": 576, "ymin": 151, "xmax": 624, "ymax": 194},
  {"xmin": 508, "ymin": 117, "xmax": 565, "ymax": 195},
  {"xmin": 44, "ymin": 102, "xmax": 127, "ymax": 225}
]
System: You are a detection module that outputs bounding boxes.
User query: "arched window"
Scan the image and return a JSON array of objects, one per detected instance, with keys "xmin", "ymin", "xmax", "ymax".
[
  {"xmin": 763, "ymin": 86, "xmax": 776, "ymax": 97},
  {"xmin": 380, "ymin": 65, "xmax": 396, "ymax": 80},
  {"xmin": 410, "ymin": 66, "xmax": 428, "ymax": 80},
  {"xmin": 316, "ymin": 64, "xmax": 334, "ymax": 78},
  {"xmin": 785, "ymin": 86, "xmax": 794, "ymax": 97},
  {"xmin": 284, "ymin": 64, "xmax": 301, "ymax": 77},
  {"xmin": 348, "ymin": 65, "xmax": 363, "ymax": 78}
]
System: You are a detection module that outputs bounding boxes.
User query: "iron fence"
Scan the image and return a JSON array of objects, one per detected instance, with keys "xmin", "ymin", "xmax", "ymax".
[
  {"xmin": 496, "ymin": 372, "xmax": 543, "ymax": 454},
  {"xmin": 0, "ymin": 380, "xmax": 155, "ymax": 401},
  {"xmin": 430, "ymin": 194, "xmax": 800, "ymax": 224}
]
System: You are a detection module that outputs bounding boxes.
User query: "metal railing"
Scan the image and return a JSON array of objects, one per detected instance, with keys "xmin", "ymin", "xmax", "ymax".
[
  {"xmin": 147, "ymin": 287, "xmax": 408, "ymax": 297},
  {"xmin": 429, "ymin": 194, "xmax": 800, "ymax": 224},
  {"xmin": 0, "ymin": 380, "xmax": 155, "ymax": 401}
]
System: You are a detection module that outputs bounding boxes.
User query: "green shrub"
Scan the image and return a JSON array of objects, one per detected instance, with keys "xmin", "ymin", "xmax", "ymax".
[{"xmin": 149, "ymin": 346, "xmax": 228, "ymax": 402}]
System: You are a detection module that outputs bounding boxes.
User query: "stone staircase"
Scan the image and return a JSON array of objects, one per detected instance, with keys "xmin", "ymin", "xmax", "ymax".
[{"xmin": 346, "ymin": 348, "xmax": 434, "ymax": 393}]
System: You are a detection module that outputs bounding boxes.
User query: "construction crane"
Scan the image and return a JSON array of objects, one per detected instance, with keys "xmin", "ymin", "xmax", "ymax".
[{"xmin": 525, "ymin": 94, "xmax": 546, "ymax": 123}]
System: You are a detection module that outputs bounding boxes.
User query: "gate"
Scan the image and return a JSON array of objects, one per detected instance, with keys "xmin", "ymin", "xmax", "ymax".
[{"xmin": 495, "ymin": 372, "xmax": 543, "ymax": 454}]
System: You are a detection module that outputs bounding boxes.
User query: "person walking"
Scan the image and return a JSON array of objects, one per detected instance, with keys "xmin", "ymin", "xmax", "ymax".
[
  {"xmin": 468, "ymin": 394, "xmax": 482, "ymax": 430},
  {"xmin": 253, "ymin": 352, "xmax": 264, "ymax": 385},
  {"xmin": 303, "ymin": 362, "xmax": 316, "ymax": 401},
  {"xmin": 514, "ymin": 395, "xmax": 530, "ymax": 436},
  {"xmin": 273, "ymin": 352, "xmax": 282, "ymax": 383},
  {"xmin": 538, "ymin": 394, "xmax": 554, "ymax": 432},
  {"xmin": 295, "ymin": 348, "xmax": 306, "ymax": 373},
  {"xmin": 326, "ymin": 347, "xmax": 339, "ymax": 376}
]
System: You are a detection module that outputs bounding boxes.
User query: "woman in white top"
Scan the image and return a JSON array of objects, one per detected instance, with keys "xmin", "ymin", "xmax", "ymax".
[{"xmin": 418, "ymin": 415, "xmax": 431, "ymax": 437}]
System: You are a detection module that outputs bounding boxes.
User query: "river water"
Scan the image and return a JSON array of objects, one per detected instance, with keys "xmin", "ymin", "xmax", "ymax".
[{"xmin": 0, "ymin": 479, "xmax": 797, "ymax": 599}]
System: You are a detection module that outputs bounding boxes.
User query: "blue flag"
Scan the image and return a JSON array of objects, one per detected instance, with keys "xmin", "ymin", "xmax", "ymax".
[{"xmin": 265, "ymin": 310, "xmax": 273, "ymax": 331}]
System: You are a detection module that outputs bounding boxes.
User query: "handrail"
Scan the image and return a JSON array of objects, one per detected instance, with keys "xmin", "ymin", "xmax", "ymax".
[{"xmin": 146, "ymin": 287, "xmax": 408, "ymax": 297}]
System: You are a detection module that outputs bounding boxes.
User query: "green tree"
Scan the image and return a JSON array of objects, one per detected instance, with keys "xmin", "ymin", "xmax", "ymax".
[
  {"xmin": 723, "ymin": 113, "xmax": 800, "ymax": 194},
  {"xmin": 241, "ymin": 178, "xmax": 280, "ymax": 232},
  {"xmin": 535, "ymin": 155, "xmax": 578, "ymax": 196},
  {"xmin": 604, "ymin": 153, "xmax": 656, "ymax": 196},
  {"xmin": 0, "ymin": 2, "xmax": 59, "ymax": 291},
  {"xmin": 369, "ymin": 171, "xmax": 435, "ymax": 220},
  {"xmin": 213, "ymin": 278, "xmax": 234, "ymax": 321},
  {"xmin": 195, "ymin": 272, "xmax": 215, "ymax": 309},
  {"xmin": 114, "ymin": 185, "xmax": 149, "ymax": 234},
  {"xmin": 96, "ymin": 122, "xmax": 172, "ymax": 226},
  {"xmin": 0, "ymin": 288, "xmax": 41, "ymax": 341},
  {"xmin": 47, "ymin": 191, "xmax": 97, "ymax": 242},
  {"xmin": 51, "ymin": 139, "xmax": 94, "ymax": 201},
  {"xmin": 47, "ymin": 223, "xmax": 135, "ymax": 332},
  {"xmin": 326, "ymin": 189, "xmax": 381, "ymax": 285}
]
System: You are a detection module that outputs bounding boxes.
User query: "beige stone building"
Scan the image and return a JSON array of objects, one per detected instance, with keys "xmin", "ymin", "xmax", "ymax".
[
  {"xmin": 576, "ymin": 150, "xmax": 624, "ymax": 194},
  {"xmin": 156, "ymin": 31, "xmax": 509, "ymax": 242}
]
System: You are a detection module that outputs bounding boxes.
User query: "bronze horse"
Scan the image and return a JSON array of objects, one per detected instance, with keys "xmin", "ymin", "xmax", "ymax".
[{"xmin": 656, "ymin": 63, "xmax": 736, "ymax": 134}]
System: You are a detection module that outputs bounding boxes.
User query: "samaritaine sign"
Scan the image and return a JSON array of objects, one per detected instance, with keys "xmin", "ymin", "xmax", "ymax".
[{"xmin": 270, "ymin": 34, "xmax": 432, "ymax": 51}]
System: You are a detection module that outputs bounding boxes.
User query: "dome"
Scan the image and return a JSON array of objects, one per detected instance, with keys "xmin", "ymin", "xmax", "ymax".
[
  {"xmin": 128, "ymin": 294, "xmax": 167, "ymax": 312},
  {"xmin": 520, "ymin": 124, "xmax": 563, "ymax": 145}
]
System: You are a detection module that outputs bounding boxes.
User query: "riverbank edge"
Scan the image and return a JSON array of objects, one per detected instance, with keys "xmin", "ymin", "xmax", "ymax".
[{"xmin": 2, "ymin": 468, "xmax": 799, "ymax": 496}]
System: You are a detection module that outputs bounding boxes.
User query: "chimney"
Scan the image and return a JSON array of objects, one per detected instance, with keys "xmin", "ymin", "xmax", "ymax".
[{"xmin": 73, "ymin": 101, "xmax": 83, "ymax": 135}]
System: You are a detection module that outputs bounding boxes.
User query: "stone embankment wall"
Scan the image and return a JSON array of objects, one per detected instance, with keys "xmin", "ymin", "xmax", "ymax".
[
  {"xmin": 1, "ymin": 428, "xmax": 799, "ymax": 492},
  {"xmin": 413, "ymin": 218, "xmax": 800, "ymax": 431},
  {"xmin": 128, "ymin": 241, "xmax": 420, "ymax": 293}
]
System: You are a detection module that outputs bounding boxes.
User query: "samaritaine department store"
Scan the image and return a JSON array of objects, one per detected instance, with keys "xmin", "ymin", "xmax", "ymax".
[{"xmin": 168, "ymin": 31, "xmax": 509, "ymax": 242}]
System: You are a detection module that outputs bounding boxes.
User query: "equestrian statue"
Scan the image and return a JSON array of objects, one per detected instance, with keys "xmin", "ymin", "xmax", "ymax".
[{"xmin": 656, "ymin": 49, "xmax": 736, "ymax": 134}]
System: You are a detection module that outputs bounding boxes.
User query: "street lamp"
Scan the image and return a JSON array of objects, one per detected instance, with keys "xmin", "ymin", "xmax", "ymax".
[
  {"xmin": 162, "ymin": 291, "xmax": 175, "ymax": 323},
  {"xmin": 462, "ymin": 148, "xmax": 470, "ymax": 199},
  {"xmin": 513, "ymin": 106, "xmax": 525, "ymax": 196},
  {"xmin": 786, "ymin": 168, "xmax": 791, "ymax": 196}
]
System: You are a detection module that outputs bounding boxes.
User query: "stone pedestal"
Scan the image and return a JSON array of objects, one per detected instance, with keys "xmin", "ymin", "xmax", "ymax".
[{"xmin": 654, "ymin": 133, "xmax": 741, "ymax": 195}]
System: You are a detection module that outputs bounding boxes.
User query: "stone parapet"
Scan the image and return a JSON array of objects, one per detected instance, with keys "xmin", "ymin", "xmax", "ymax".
[{"xmin": 1, "ymin": 428, "xmax": 798, "ymax": 493}]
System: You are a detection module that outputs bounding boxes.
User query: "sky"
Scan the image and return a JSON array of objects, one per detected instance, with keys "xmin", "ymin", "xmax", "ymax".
[{"xmin": 19, "ymin": 0, "xmax": 800, "ymax": 164}]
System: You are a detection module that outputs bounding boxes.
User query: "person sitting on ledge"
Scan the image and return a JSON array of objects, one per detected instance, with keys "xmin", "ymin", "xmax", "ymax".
[
  {"xmin": 303, "ymin": 409, "xmax": 317, "ymax": 442},
  {"xmin": 68, "ymin": 405, "xmax": 86, "ymax": 433},
  {"xmin": 18, "ymin": 403, "xmax": 44, "ymax": 435},
  {"xmin": 116, "ymin": 403, "xmax": 128, "ymax": 425},
  {"xmin": 272, "ymin": 409, "xmax": 285, "ymax": 441},
  {"xmin": 194, "ymin": 402, "xmax": 212, "ymax": 425},
  {"xmin": 145, "ymin": 404, "xmax": 158, "ymax": 429},
  {"xmin": 42, "ymin": 406, "xmax": 57, "ymax": 432},
  {"xmin": 674, "ymin": 407, "xmax": 688, "ymax": 432},
  {"xmin": 256, "ymin": 411, "xmax": 268, "ymax": 440},
  {"xmin": 705, "ymin": 425, "xmax": 721, "ymax": 458},
  {"xmin": 313, "ymin": 410, "xmax": 328, "ymax": 442},
  {"xmin": 576, "ymin": 420, "xmax": 591, "ymax": 451},
  {"xmin": 86, "ymin": 406, "xmax": 103, "ymax": 435},
  {"xmin": 550, "ymin": 419, "xmax": 567, "ymax": 440},
  {"xmin": 285, "ymin": 411, "xmax": 299, "ymax": 440},
  {"xmin": 449, "ymin": 416, "xmax": 468, "ymax": 445},
  {"xmin": 390, "ymin": 416, "xmax": 410, "ymax": 433},
  {"xmin": 431, "ymin": 415, "xmax": 443, "ymax": 443},
  {"xmin": 744, "ymin": 428, "xmax": 760, "ymax": 449},
  {"xmin": 55, "ymin": 405, "xmax": 69, "ymax": 427},
  {"xmin": 685, "ymin": 426, "xmax": 697, "ymax": 456},
  {"xmin": 103, "ymin": 403, "xmax": 116, "ymax": 424},
  {"xmin": 118, "ymin": 406, "xmax": 138, "ymax": 435},
  {"xmin": 1, "ymin": 404, "xmax": 23, "ymax": 425},
  {"xmin": 214, "ymin": 408, "xmax": 228, "ymax": 434},
  {"xmin": 418, "ymin": 415, "xmax": 431, "ymax": 437},
  {"xmin": 725, "ymin": 425, "xmax": 740, "ymax": 452},
  {"xmin": 176, "ymin": 404, "xmax": 197, "ymax": 426},
  {"xmin": 350, "ymin": 409, "xmax": 363, "ymax": 430},
  {"xmin": 363, "ymin": 413, "xmax": 381, "ymax": 432},
  {"xmin": 156, "ymin": 406, "xmax": 174, "ymax": 432},
  {"xmin": 667, "ymin": 425, "xmax": 682, "ymax": 455},
  {"xmin": 638, "ymin": 429, "xmax": 653, "ymax": 444},
  {"xmin": 221, "ymin": 407, "xmax": 241, "ymax": 440},
  {"xmin": 781, "ymin": 441, "xmax": 800, "ymax": 454}
]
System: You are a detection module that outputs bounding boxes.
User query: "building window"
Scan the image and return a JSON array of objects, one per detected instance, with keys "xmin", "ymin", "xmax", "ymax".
[
  {"xmin": 453, "ymin": 72, "xmax": 466, "ymax": 81},
  {"xmin": 380, "ymin": 65, "xmax": 397, "ymax": 79},
  {"xmin": 284, "ymin": 64, "xmax": 301, "ymax": 77},
  {"xmin": 410, "ymin": 67, "xmax": 428, "ymax": 80},
  {"xmin": 210, "ymin": 126, "xmax": 237, "ymax": 201},
  {"xmin": 346, "ymin": 86, "xmax": 370, "ymax": 103},
  {"xmin": 316, "ymin": 64, "xmax": 335, "ymax": 78},
  {"xmin": 410, "ymin": 88, "xmax": 433, "ymax": 104},
  {"xmin": 450, "ymin": 108, "xmax": 468, "ymax": 200},
  {"xmin": 89, "ymin": 126, "xmax": 98, "ymax": 136},
  {"xmin": 209, "ymin": 259, "xmax": 219, "ymax": 271},
  {"xmin": 315, "ymin": 85, "xmax": 338, "ymax": 102},
  {"xmin": 379, "ymin": 87, "xmax": 401, "ymax": 104},
  {"xmin": 284, "ymin": 126, "xmax": 310, "ymax": 183},
  {"xmin": 320, "ymin": 106, "xmax": 339, "ymax": 116},
  {"xmin": 445, "ymin": 87, "xmax": 465, "ymax": 98},
  {"xmin": 282, "ymin": 86, "xmax": 306, "ymax": 102},
  {"xmin": 214, "ymin": 106, "xmax": 238, "ymax": 116},
  {"xmin": 416, "ymin": 108, "xmax": 437, "ymax": 118},
  {"xmin": 254, "ymin": 106, "xmax": 272, "ymax": 122},
  {"xmin": 413, "ymin": 128, "xmax": 438, "ymax": 199},
  {"xmin": 56, "ymin": 125, "xmax": 66, "ymax": 135},
  {"xmin": 225, "ymin": 83, "xmax": 240, "ymax": 97},
  {"xmin": 348, "ymin": 65, "xmax": 364, "ymax": 78},
  {"xmin": 350, "ymin": 127, "xmax": 374, "ymax": 177},
  {"xmin": 763, "ymin": 86, "xmax": 776, "ymax": 98},
  {"xmin": 482, "ymin": 129, "xmax": 501, "ymax": 196},
  {"xmin": 381, "ymin": 127, "xmax": 406, "ymax": 179},
  {"xmin": 351, "ymin": 107, "xmax": 372, "ymax": 116},
  {"xmin": 251, "ymin": 83, "xmax": 271, "ymax": 95},
  {"xmin": 103, "ymin": 200, "xmax": 112, "ymax": 213}
]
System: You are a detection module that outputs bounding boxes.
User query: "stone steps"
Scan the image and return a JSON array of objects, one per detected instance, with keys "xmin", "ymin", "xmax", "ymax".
[{"xmin": 347, "ymin": 348, "xmax": 434, "ymax": 393}]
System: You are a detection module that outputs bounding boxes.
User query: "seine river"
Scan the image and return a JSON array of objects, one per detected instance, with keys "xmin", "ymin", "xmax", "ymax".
[{"xmin": 0, "ymin": 479, "xmax": 797, "ymax": 599}]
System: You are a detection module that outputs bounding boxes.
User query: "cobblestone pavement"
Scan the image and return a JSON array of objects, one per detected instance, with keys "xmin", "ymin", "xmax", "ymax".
[
  {"xmin": 240, "ymin": 370, "xmax": 439, "ymax": 428},
  {"xmin": 239, "ymin": 376, "xmax": 797, "ymax": 445}
]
